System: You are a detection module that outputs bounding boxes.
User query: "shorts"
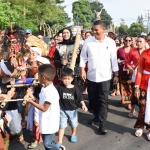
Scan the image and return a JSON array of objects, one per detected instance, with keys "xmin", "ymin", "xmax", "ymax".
[
  {"xmin": 60, "ymin": 107, "xmax": 78, "ymax": 129},
  {"xmin": 17, "ymin": 101, "xmax": 25, "ymax": 114}
]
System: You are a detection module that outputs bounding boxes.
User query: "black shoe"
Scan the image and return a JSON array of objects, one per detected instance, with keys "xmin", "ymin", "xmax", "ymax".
[
  {"xmin": 88, "ymin": 117, "xmax": 99, "ymax": 125},
  {"xmin": 99, "ymin": 124, "xmax": 107, "ymax": 135}
]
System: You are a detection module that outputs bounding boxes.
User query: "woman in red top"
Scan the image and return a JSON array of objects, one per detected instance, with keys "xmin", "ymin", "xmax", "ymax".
[
  {"xmin": 48, "ymin": 35, "xmax": 60, "ymax": 85},
  {"xmin": 126, "ymin": 36, "xmax": 146, "ymax": 117},
  {"xmin": 134, "ymin": 47, "xmax": 150, "ymax": 140},
  {"xmin": 117, "ymin": 36, "xmax": 133, "ymax": 107}
]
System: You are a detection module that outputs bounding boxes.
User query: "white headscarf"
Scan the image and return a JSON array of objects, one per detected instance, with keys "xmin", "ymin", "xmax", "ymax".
[
  {"xmin": 0, "ymin": 60, "xmax": 12, "ymax": 76},
  {"xmin": 36, "ymin": 56, "xmax": 50, "ymax": 64},
  {"xmin": 30, "ymin": 47, "xmax": 42, "ymax": 56}
]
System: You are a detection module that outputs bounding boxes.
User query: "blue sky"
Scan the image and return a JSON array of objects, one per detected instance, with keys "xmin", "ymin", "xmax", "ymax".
[{"xmin": 62, "ymin": 0, "xmax": 150, "ymax": 27}]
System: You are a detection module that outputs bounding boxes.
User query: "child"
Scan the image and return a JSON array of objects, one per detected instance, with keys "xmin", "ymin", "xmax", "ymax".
[
  {"xmin": 55, "ymin": 68, "xmax": 88, "ymax": 147},
  {"xmin": 28, "ymin": 56, "xmax": 50, "ymax": 149},
  {"xmin": 26, "ymin": 64, "xmax": 65, "ymax": 150}
]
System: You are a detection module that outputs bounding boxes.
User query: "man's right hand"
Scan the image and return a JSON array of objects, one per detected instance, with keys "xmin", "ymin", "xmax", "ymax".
[
  {"xmin": 61, "ymin": 60, "xmax": 68, "ymax": 66},
  {"xmin": 134, "ymin": 87, "xmax": 140, "ymax": 99},
  {"xmin": 80, "ymin": 69, "xmax": 86, "ymax": 82}
]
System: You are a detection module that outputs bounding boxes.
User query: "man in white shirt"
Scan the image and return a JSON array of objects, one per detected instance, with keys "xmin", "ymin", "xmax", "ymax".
[{"xmin": 80, "ymin": 20, "xmax": 119, "ymax": 134}]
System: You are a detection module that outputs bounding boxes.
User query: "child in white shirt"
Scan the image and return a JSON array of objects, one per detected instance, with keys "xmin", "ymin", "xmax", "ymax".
[{"xmin": 27, "ymin": 64, "xmax": 65, "ymax": 150}]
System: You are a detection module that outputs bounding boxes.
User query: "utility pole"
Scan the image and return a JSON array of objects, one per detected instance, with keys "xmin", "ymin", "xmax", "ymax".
[{"xmin": 145, "ymin": 9, "xmax": 150, "ymax": 34}]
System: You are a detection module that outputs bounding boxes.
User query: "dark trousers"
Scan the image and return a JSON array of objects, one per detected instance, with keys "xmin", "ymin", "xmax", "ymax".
[{"xmin": 87, "ymin": 80, "xmax": 110, "ymax": 125}]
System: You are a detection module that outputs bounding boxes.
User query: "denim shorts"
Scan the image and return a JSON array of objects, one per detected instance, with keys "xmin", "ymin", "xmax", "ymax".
[
  {"xmin": 17, "ymin": 101, "xmax": 25, "ymax": 114},
  {"xmin": 60, "ymin": 107, "xmax": 78, "ymax": 129}
]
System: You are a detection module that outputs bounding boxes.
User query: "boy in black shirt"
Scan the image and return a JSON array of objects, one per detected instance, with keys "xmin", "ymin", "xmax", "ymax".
[{"xmin": 55, "ymin": 68, "xmax": 87, "ymax": 147}]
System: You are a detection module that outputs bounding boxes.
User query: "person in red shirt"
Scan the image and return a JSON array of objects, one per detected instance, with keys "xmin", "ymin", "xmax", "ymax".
[
  {"xmin": 48, "ymin": 34, "xmax": 62, "ymax": 85},
  {"xmin": 134, "ymin": 47, "xmax": 150, "ymax": 140},
  {"xmin": 126, "ymin": 35, "xmax": 146, "ymax": 117},
  {"xmin": 117, "ymin": 36, "xmax": 133, "ymax": 108}
]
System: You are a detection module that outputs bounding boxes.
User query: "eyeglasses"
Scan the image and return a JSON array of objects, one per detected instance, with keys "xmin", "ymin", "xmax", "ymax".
[{"xmin": 125, "ymin": 40, "xmax": 131, "ymax": 42}]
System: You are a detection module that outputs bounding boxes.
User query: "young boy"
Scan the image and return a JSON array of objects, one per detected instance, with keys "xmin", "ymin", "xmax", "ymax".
[
  {"xmin": 27, "ymin": 64, "xmax": 65, "ymax": 150},
  {"xmin": 55, "ymin": 68, "xmax": 88, "ymax": 147}
]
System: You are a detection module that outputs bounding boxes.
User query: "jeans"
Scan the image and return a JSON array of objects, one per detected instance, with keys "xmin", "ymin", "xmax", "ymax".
[
  {"xmin": 60, "ymin": 107, "xmax": 78, "ymax": 128},
  {"xmin": 42, "ymin": 133, "xmax": 59, "ymax": 150}
]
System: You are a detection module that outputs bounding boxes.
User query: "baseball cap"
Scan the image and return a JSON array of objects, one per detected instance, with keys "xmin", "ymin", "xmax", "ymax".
[{"xmin": 25, "ymin": 29, "xmax": 32, "ymax": 34}]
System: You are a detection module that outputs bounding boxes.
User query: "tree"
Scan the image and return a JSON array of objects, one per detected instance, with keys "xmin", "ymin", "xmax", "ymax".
[
  {"xmin": 72, "ymin": 0, "xmax": 94, "ymax": 29},
  {"xmin": 0, "ymin": 0, "xmax": 19, "ymax": 29},
  {"xmin": 128, "ymin": 23, "xmax": 147, "ymax": 37},
  {"xmin": 1, "ymin": 0, "xmax": 70, "ymax": 33},
  {"xmin": 118, "ymin": 24, "xmax": 129, "ymax": 37},
  {"xmin": 90, "ymin": 1, "xmax": 112, "ymax": 28}
]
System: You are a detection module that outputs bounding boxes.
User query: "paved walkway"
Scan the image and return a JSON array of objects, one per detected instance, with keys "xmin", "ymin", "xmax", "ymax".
[{"xmin": 9, "ymin": 95, "xmax": 150, "ymax": 150}]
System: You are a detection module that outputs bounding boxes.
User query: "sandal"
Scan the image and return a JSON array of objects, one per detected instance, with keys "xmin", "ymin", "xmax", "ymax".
[
  {"xmin": 28, "ymin": 141, "xmax": 39, "ymax": 149},
  {"xmin": 110, "ymin": 92, "xmax": 116, "ymax": 96},
  {"xmin": 135, "ymin": 128, "xmax": 143, "ymax": 137},
  {"xmin": 116, "ymin": 90, "xmax": 120, "ymax": 96},
  {"xmin": 70, "ymin": 136, "xmax": 77, "ymax": 143},
  {"xmin": 127, "ymin": 104, "xmax": 132, "ymax": 110},
  {"xmin": 147, "ymin": 132, "xmax": 150, "ymax": 141},
  {"xmin": 128, "ymin": 112, "xmax": 134, "ymax": 117}
]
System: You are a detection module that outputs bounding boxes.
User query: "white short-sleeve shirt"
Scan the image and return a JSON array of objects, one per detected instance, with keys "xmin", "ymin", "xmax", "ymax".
[
  {"xmin": 80, "ymin": 36, "xmax": 119, "ymax": 82},
  {"xmin": 39, "ymin": 83, "xmax": 60, "ymax": 134}
]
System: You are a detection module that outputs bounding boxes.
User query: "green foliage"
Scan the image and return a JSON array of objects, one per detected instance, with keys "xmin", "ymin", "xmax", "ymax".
[
  {"xmin": 118, "ymin": 24, "xmax": 129, "ymax": 36},
  {"xmin": 128, "ymin": 23, "xmax": 147, "ymax": 37},
  {"xmin": 72, "ymin": 0, "xmax": 94, "ymax": 29},
  {"xmin": 90, "ymin": 1, "xmax": 112, "ymax": 28},
  {"xmin": 116, "ymin": 22, "xmax": 148, "ymax": 37},
  {"xmin": 1, "ymin": 0, "xmax": 70, "ymax": 33},
  {"xmin": 0, "ymin": 0, "xmax": 19, "ymax": 29}
]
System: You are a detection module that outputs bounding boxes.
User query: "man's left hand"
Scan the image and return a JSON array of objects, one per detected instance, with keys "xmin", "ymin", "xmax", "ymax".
[{"xmin": 113, "ymin": 76, "xmax": 119, "ymax": 84}]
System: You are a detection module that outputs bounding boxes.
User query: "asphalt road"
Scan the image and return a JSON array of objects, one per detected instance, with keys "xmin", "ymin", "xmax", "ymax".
[{"xmin": 9, "ymin": 94, "xmax": 150, "ymax": 150}]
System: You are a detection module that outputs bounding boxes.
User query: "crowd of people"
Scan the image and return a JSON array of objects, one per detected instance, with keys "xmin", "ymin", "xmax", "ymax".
[{"xmin": 0, "ymin": 20, "xmax": 150, "ymax": 150}]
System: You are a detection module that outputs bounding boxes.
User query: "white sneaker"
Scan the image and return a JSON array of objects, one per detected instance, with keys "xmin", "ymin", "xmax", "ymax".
[{"xmin": 60, "ymin": 145, "xmax": 66, "ymax": 150}]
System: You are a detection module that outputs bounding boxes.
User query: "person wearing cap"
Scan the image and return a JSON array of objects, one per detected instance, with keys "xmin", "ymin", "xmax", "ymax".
[{"xmin": 25, "ymin": 29, "xmax": 39, "ymax": 47}]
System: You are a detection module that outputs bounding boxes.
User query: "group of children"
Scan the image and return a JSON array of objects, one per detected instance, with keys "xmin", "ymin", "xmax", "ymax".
[{"xmin": 0, "ymin": 45, "xmax": 88, "ymax": 150}]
